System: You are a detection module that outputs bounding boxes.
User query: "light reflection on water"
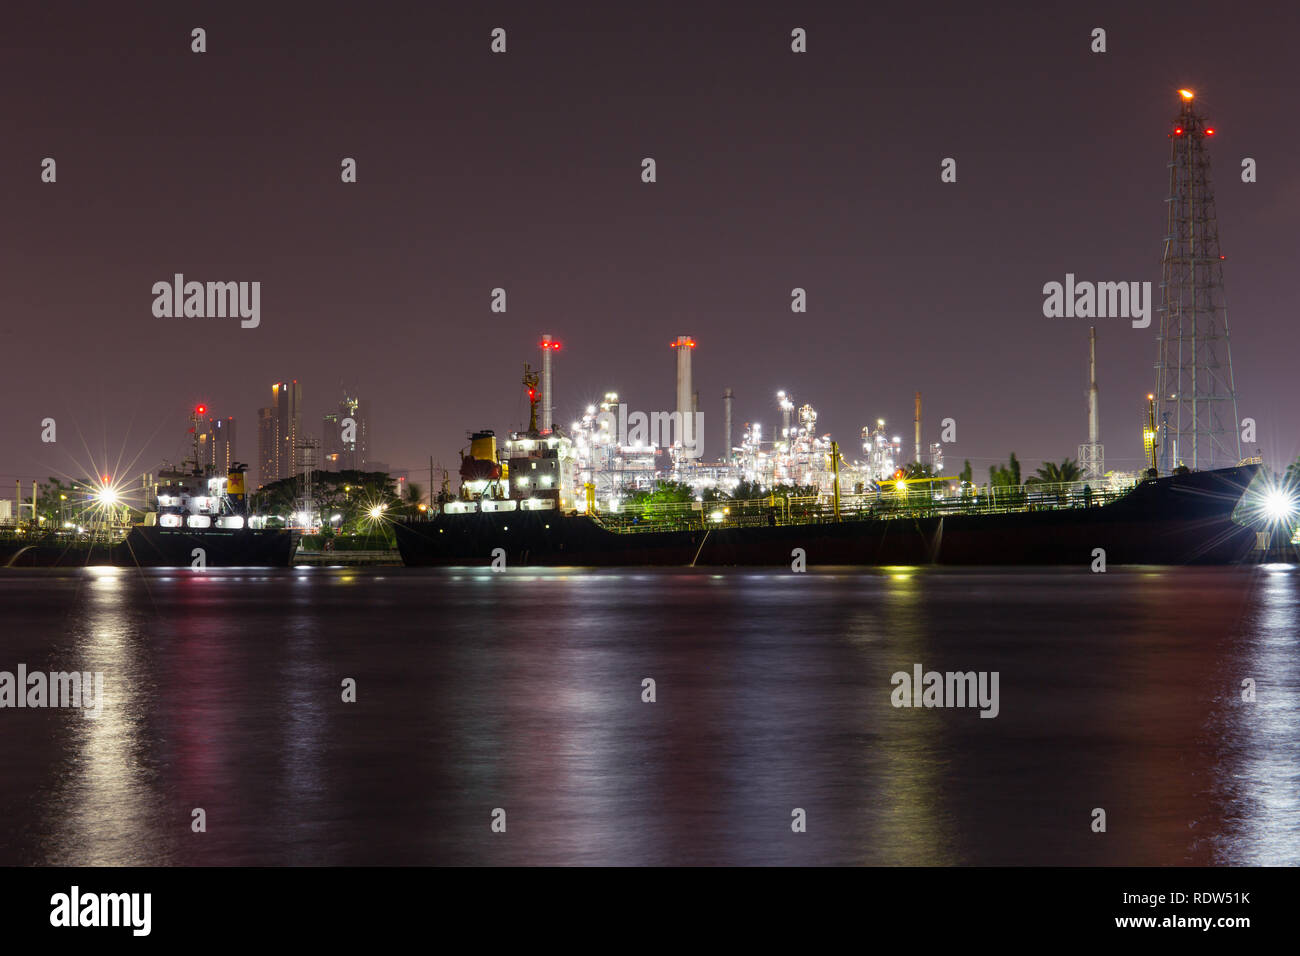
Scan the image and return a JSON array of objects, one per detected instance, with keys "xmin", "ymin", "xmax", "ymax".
[
  {"xmin": 0, "ymin": 565, "xmax": 1295, "ymax": 865},
  {"xmin": 48, "ymin": 566, "xmax": 162, "ymax": 865},
  {"xmin": 1213, "ymin": 565, "xmax": 1300, "ymax": 865}
]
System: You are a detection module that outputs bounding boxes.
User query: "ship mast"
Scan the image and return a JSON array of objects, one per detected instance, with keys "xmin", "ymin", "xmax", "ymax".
[
  {"xmin": 523, "ymin": 363, "xmax": 540, "ymax": 435},
  {"xmin": 190, "ymin": 404, "xmax": 208, "ymax": 475}
]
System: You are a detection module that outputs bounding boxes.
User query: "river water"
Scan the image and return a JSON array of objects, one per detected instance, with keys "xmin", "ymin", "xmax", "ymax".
[{"xmin": 0, "ymin": 565, "xmax": 1296, "ymax": 865}]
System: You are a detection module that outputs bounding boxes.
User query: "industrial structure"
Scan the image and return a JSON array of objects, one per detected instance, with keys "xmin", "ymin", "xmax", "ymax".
[
  {"xmin": 1079, "ymin": 327, "xmax": 1104, "ymax": 480},
  {"xmin": 1153, "ymin": 88, "xmax": 1240, "ymax": 472},
  {"xmin": 722, "ymin": 388, "xmax": 735, "ymax": 462},
  {"xmin": 672, "ymin": 336, "xmax": 698, "ymax": 460},
  {"xmin": 914, "ymin": 392, "xmax": 922, "ymax": 465},
  {"xmin": 540, "ymin": 334, "xmax": 559, "ymax": 434},
  {"xmin": 861, "ymin": 420, "xmax": 904, "ymax": 480},
  {"xmin": 442, "ymin": 333, "xmax": 964, "ymax": 513}
]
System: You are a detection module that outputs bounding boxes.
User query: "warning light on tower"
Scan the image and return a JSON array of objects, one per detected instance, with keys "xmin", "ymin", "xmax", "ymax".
[
  {"xmin": 1205, "ymin": 128, "xmax": 1215, "ymax": 135},
  {"xmin": 196, "ymin": 404, "xmax": 207, "ymax": 415},
  {"xmin": 1178, "ymin": 89, "xmax": 1195, "ymax": 101}
]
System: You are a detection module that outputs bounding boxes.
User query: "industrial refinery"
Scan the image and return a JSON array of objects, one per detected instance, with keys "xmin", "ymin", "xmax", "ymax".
[{"xmin": 447, "ymin": 328, "xmax": 1124, "ymax": 517}]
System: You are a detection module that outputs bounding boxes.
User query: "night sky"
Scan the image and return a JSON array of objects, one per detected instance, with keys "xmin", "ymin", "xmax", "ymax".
[{"xmin": 3, "ymin": 1, "xmax": 1297, "ymax": 492}]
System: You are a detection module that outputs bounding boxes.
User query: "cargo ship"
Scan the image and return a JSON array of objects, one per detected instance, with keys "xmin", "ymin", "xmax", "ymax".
[
  {"xmin": 392, "ymin": 377, "xmax": 1274, "ymax": 568},
  {"xmin": 118, "ymin": 464, "xmax": 296, "ymax": 568},
  {"xmin": 1, "ymin": 465, "xmax": 296, "ymax": 569},
  {"xmin": 393, "ymin": 462, "xmax": 1267, "ymax": 567},
  {"xmin": 2, "ymin": 407, "xmax": 296, "ymax": 568}
]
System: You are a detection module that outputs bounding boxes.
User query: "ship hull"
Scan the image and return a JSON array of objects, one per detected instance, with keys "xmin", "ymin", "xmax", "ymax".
[
  {"xmin": 0, "ymin": 538, "xmax": 119, "ymax": 568},
  {"xmin": 117, "ymin": 526, "xmax": 297, "ymax": 567},
  {"xmin": 392, "ymin": 465, "xmax": 1266, "ymax": 567}
]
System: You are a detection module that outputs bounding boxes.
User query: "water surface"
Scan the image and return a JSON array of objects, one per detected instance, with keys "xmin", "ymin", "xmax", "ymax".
[{"xmin": 1, "ymin": 565, "xmax": 1296, "ymax": 865}]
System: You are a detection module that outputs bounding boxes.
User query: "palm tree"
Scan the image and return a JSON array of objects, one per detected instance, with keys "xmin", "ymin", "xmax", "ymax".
[
  {"xmin": 1027, "ymin": 458, "xmax": 1084, "ymax": 486},
  {"xmin": 403, "ymin": 482, "xmax": 425, "ymax": 511},
  {"xmin": 1285, "ymin": 456, "xmax": 1300, "ymax": 491}
]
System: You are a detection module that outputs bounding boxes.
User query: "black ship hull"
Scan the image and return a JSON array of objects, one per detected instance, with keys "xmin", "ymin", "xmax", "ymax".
[
  {"xmin": 1, "ymin": 526, "xmax": 297, "ymax": 568},
  {"xmin": 116, "ymin": 525, "xmax": 297, "ymax": 567},
  {"xmin": 392, "ymin": 465, "xmax": 1268, "ymax": 567},
  {"xmin": 0, "ymin": 538, "xmax": 119, "ymax": 568}
]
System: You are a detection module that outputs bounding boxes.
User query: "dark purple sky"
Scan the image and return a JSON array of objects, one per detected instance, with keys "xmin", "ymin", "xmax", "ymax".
[{"xmin": 3, "ymin": 1, "xmax": 1297, "ymax": 493}]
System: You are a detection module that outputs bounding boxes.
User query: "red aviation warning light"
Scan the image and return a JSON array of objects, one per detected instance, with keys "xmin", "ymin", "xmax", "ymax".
[
  {"xmin": 540, "ymin": 340, "xmax": 561, "ymax": 351},
  {"xmin": 1174, "ymin": 127, "xmax": 1184, "ymax": 135},
  {"xmin": 1205, "ymin": 128, "xmax": 1215, "ymax": 136},
  {"xmin": 196, "ymin": 404, "xmax": 207, "ymax": 415}
]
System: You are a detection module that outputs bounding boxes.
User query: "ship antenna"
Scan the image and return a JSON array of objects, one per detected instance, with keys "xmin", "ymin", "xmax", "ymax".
[
  {"xmin": 523, "ymin": 363, "xmax": 540, "ymax": 435},
  {"xmin": 189, "ymin": 404, "xmax": 209, "ymax": 475}
]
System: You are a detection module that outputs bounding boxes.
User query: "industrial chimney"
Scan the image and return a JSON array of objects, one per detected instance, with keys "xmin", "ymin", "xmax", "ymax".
[
  {"xmin": 540, "ymin": 334, "xmax": 559, "ymax": 433},
  {"xmin": 1078, "ymin": 326, "xmax": 1105, "ymax": 479},
  {"xmin": 914, "ymin": 391, "xmax": 922, "ymax": 466},
  {"xmin": 672, "ymin": 336, "xmax": 697, "ymax": 456},
  {"xmin": 723, "ymin": 388, "xmax": 734, "ymax": 462},
  {"xmin": 1088, "ymin": 327, "xmax": 1099, "ymax": 446}
]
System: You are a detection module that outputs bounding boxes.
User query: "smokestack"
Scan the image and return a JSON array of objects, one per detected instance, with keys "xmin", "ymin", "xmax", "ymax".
[
  {"xmin": 723, "ymin": 388, "xmax": 734, "ymax": 461},
  {"xmin": 1088, "ymin": 326, "xmax": 1099, "ymax": 445},
  {"xmin": 540, "ymin": 334, "xmax": 556, "ymax": 433},
  {"xmin": 914, "ymin": 391, "xmax": 922, "ymax": 465},
  {"xmin": 672, "ymin": 336, "xmax": 696, "ymax": 456}
]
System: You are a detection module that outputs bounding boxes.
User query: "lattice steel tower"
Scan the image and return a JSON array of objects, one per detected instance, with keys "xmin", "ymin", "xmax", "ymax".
[{"xmin": 1153, "ymin": 88, "xmax": 1240, "ymax": 472}]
